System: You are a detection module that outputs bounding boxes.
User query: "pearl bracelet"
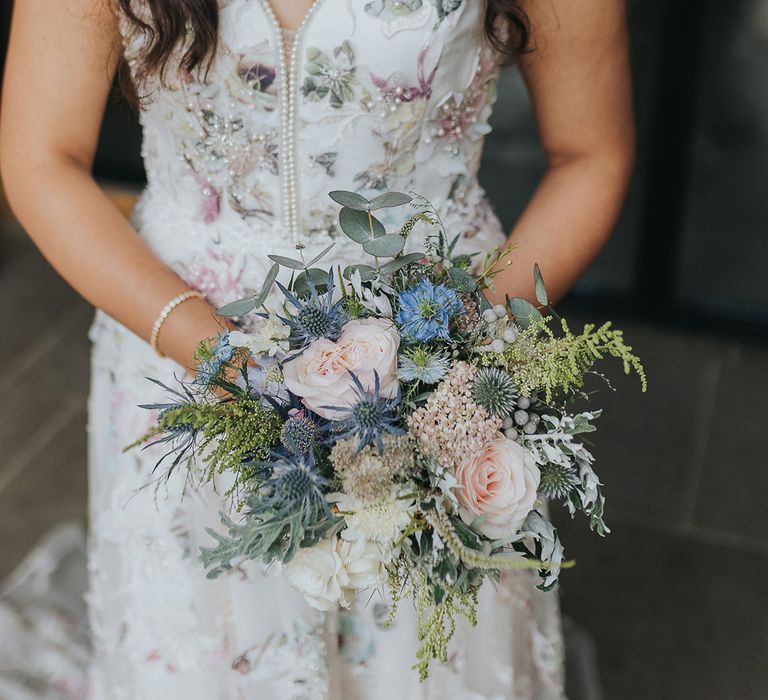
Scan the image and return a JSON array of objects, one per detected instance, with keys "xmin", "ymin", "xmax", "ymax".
[{"xmin": 150, "ymin": 290, "xmax": 205, "ymax": 358}]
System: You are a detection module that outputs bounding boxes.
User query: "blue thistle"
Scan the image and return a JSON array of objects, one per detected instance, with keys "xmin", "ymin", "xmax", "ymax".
[
  {"xmin": 395, "ymin": 279, "xmax": 464, "ymax": 343},
  {"xmin": 280, "ymin": 412, "xmax": 318, "ymax": 455},
  {"xmin": 322, "ymin": 371, "xmax": 404, "ymax": 453},
  {"xmin": 201, "ymin": 451, "xmax": 339, "ymax": 572},
  {"xmin": 471, "ymin": 367, "xmax": 518, "ymax": 418},
  {"xmin": 277, "ymin": 269, "xmax": 346, "ymax": 347}
]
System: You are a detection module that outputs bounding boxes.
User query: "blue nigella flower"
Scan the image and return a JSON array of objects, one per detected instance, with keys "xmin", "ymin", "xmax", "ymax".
[
  {"xmin": 277, "ymin": 269, "xmax": 346, "ymax": 348},
  {"xmin": 194, "ymin": 331, "xmax": 236, "ymax": 386},
  {"xmin": 322, "ymin": 371, "xmax": 404, "ymax": 453},
  {"xmin": 398, "ymin": 347, "xmax": 451, "ymax": 384},
  {"xmin": 395, "ymin": 279, "xmax": 463, "ymax": 343}
]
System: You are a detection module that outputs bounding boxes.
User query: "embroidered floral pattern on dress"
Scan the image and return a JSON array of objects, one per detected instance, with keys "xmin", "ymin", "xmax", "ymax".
[
  {"xmin": 302, "ymin": 42, "xmax": 360, "ymax": 109},
  {"xmin": 86, "ymin": 2, "xmax": 567, "ymax": 698}
]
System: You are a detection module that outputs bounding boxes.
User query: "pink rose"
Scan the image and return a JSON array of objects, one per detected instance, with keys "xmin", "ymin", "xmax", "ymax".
[
  {"xmin": 454, "ymin": 435, "xmax": 540, "ymax": 540},
  {"xmin": 282, "ymin": 318, "xmax": 400, "ymax": 420}
]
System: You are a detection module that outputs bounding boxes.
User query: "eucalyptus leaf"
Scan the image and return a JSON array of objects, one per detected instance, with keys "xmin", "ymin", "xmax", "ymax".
[
  {"xmin": 329, "ymin": 190, "xmax": 370, "ymax": 211},
  {"xmin": 362, "ymin": 234, "xmax": 406, "ymax": 258},
  {"xmin": 268, "ymin": 254, "xmax": 306, "ymax": 270},
  {"xmin": 339, "ymin": 207, "xmax": 385, "ymax": 243},
  {"xmin": 533, "ymin": 263, "xmax": 549, "ymax": 306},
  {"xmin": 294, "ymin": 267, "xmax": 329, "ymax": 297},
  {"xmin": 216, "ymin": 296, "xmax": 257, "ymax": 318},
  {"xmin": 447, "ymin": 266, "xmax": 477, "ymax": 293},
  {"xmin": 252, "ymin": 263, "xmax": 280, "ymax": 308},
  {"xmin": 507, "ymin": 297, "xmax": 542, "ymax": 329},
  {"xmin": 369, "ymin": 192, "xmax": 412, "ymax": 210},
  {"xmin": 343, "ymin": 264, "xmax": 378, "ymax": 282},
  {"xmin": 378, "ymin": 253, "xmax": 425, "ymax": 274},
  {"xmin": 306, "ymin": 242, "xmax": 336, "ymax": 268}
]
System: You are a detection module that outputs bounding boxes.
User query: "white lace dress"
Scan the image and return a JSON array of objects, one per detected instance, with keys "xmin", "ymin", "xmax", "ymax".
[{"xmin": 86, "ymin": 1, "xmax": 566, "ymax": 698}]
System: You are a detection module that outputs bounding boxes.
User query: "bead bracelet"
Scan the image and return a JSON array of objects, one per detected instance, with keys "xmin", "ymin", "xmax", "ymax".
[{"xmin": 150, "ymin": 290, "xmax": 205, "ymax": 358}]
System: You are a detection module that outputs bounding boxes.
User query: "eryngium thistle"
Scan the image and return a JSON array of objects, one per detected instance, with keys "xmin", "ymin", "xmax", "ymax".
[
  {"xmin": 323, "ymin": 371, "xmax": 404, "ymax": 452},
  {"xmin": 538, "ymin": 461, "xmax": 580, "ymax": 500},
  {"xmin": 471, "ymin": 367, "xmax": 518, "ymax": 418},
  {"xmin": 278, "ymin": 269, "xmax": 345, "ymax": 347},
  {"xmin": 280, "ymin": 414, "xmax": 317, "ymax": 455}
]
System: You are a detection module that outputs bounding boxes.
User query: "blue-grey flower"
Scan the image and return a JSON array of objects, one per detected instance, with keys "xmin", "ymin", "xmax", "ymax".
[
  {"xmin": 278, "ymin": 269, "xmax": 346, "ymax": 348},
  {"xmin": 194, "ymin": 331, "xmax": 236, "ymax": 386},
  {"xmin": 322, "ymin": 371, "xmax": 404, "ymax": 452},
  {"xmin": 395, "ymin": 279, "xmax": 463, "ymax": 342},
  {"xmin": 397, "ymin": 346, "xmax": 450, "ymax": 384}
]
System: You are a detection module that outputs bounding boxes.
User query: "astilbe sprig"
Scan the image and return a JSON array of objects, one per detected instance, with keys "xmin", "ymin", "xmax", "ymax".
[
  {"xmin": 483, "ymin": 317, "xmax": 647, "ymax": 402},
  {"xmin": 386, "ymin": 552, "xmax": 479, "ymax": 681},
  {"xmin": 132, "ymin": 398, "xmax": 282, "ymax": 497}
]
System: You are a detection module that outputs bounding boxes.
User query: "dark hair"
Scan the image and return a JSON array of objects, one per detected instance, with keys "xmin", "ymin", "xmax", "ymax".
[{"xmin": 117, "ymin": 0, "xmax": 529, "ymax": 104}]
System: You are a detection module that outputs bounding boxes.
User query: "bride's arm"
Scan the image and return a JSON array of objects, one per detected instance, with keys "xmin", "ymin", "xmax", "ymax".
[
  {"xmin": 0, "ymin": 0, "xmax": 225, "ymax": 370},
  {"xmin": 487, "ymin": 0, "xmax": 635, "ymax": 305}
]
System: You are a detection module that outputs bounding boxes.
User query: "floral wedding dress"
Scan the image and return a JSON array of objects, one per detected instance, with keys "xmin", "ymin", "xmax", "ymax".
[{"xmin": 86, "ymin": 1, "xmax": 566, "ymax": 698}]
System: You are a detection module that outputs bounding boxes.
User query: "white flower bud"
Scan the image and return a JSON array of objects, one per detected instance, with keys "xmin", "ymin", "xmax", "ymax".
[
  {"xmin": 514, "ymin": 410, "xmax": 529, "ymax": 426},
  {"xmin": 502, "ymin": 328, "xmax": 518, "ymax": 344}
]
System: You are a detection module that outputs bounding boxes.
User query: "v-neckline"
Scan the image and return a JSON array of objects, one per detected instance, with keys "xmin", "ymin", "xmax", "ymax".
[{"xmin": 262, "ymin": 0, "xmax": 325, "ymax": 33}]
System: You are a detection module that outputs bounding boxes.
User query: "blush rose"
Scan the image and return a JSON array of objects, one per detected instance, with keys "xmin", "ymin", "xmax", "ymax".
[
  {"xmin": 282, "ymin": 317, "xmax": 400, "ymax": 420},
  {"xmin": 454, "ymin": 434, "xmax": 541, "ymax": 540}
]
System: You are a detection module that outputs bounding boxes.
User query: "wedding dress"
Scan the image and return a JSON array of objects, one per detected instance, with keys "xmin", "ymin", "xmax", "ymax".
[{"xmin": 86, "ymin": 1, "xmax": 566, "ymax": 698}]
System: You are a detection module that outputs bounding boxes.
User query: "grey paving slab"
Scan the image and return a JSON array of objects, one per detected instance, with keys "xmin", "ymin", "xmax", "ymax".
[
  {"xmin": 0, "ymin": 403, "xmax": 88, "ymax": 580},
  {"xmin": 0, "ymin": 228, "xmax": 83, "ymax": 367},
  {"xmin": 692, "ymin": 342, "xmax": 768, "ymax": 542},
  {"xmin": 551, "ymin": 511, "xmax": 768, "ymax": 700},
  {"xmin": 0, "ymin": 305, "xmax": 91, "ymax": 480}
]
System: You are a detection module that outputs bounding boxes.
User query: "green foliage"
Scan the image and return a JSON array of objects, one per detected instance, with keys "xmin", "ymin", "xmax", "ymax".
[
  {"xmin": 156, "ymin": 399, "xmax": 282, "ymax": 489},
  {"xmin": 201, "ymin": 493, "xmax": 341, "ymax": 577},
  {"xmin": 484, "ymin": 317, "xmax": 647, "ymax": 402},
  {"xmin": 386, "ymin": 553, "xmax": 479, "ymax": 681}
]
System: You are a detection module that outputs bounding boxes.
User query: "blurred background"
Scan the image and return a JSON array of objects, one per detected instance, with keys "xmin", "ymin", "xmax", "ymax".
[{"xmin": 0, "ymin": 1, "xmax": 766, "ymax": 698}]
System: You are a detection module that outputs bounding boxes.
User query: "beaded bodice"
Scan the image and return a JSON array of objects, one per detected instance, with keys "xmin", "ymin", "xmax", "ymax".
[{"xmin": 118, "ymin": 0, "xmax": 507, "ymax": 306}]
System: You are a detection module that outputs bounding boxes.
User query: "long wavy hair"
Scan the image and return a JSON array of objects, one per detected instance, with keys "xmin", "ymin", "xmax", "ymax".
[{"xmin": 117, "ymin": 0, "xmax": 530, "ymax": 104}]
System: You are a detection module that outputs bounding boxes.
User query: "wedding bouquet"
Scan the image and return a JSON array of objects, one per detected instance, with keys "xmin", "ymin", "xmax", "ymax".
[{"xmin": 133, "ymin": 190, "xmax": 645, "ymax": 678}]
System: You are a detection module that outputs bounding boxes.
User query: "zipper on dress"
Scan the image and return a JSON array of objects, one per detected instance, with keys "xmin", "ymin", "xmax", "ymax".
[{"xmin": 259, "ymin": 1, "xmax": 325, "ymax": 242}]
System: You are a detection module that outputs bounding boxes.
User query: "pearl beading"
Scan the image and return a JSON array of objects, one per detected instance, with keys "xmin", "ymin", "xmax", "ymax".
[{"xmin": 258, "ymin": 0, "xmax": 327, "ymax": 242}]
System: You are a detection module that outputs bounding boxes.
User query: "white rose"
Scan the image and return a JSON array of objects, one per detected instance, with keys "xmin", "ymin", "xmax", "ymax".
[
  {"xmin": 282, "ymin": 317, "xmax": 400, "ymax": 420},
  {"xmin": 283, "ymin": 537, "xmax": 349, "ymax": 612},
  {"xmin": 283, "ymin": 535, "xmax": 388, "ymax": 611},
  {"xmin": 338, "ymin": 537, "xmax": 388, "ymax": 591}
]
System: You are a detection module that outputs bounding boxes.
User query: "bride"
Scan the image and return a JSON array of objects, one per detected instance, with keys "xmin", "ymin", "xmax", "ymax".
[{"xmin": 0, "ymin": 0, "xmax": 633, "ymax": 697}]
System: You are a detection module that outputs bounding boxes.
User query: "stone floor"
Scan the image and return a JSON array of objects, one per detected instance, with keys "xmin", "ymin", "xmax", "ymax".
[{"xmin": 0, "ymin": 214, "xmax": 766, "ymax": 699}]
